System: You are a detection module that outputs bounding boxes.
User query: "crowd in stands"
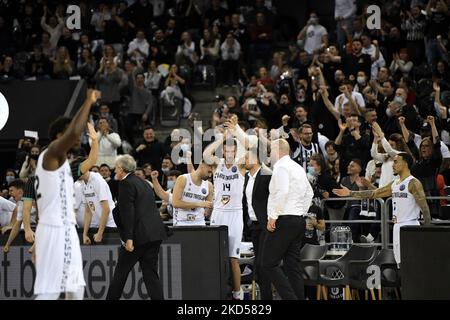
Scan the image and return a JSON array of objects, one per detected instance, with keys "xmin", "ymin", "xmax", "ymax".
[{"xmin": 2, "ymin": 0, "xmax": 450, "ymax": 245}]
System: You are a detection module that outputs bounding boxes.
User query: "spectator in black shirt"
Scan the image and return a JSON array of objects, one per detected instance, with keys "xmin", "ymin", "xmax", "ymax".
[
  {"xmin": 122, "ymin": 0, "xmax": 153, "ymax": 36},
  {"xmin": 133, "ymin": 126, "xmax": 166, "ymax": 171},
  {"xmin": 204, "ymin": 0, "xmax": 228, "ymax": 28},
  {"xmin": 425, "ymin": 0, "xmax": 450, "ymax": 66},
  {"xmin": 335, "ymin": 114, "xmax": 371, "ymax": 175},
  {"xmin": 57, "ymin": 27, "xmax": 78, "ymax": 65},
  {"xmin": 342, "ymin": 38, "xmax": 371, "ymax": 80},
  {"xmin": 150, "ymin": 29, "xmax": 170, "ymax": 64},
  {"xmin": 26, "ymin": 45, "xmax": 51, "ymax": 79}
]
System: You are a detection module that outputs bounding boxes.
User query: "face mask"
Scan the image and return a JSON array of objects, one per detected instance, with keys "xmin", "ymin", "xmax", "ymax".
[
  {"xmin": 307, "ymin": 166, "xmax": 317, "ymax": 176},
  {"xmin": 5, "ymin": 176, "xmax": 14, "ymax": 184},
  {"xmin": 100, "ymin": 112, "xmax": 109, "ymax": 118},
  {"xmin": 166, "ymin": 180, "xmax": 175, "ymax": 190},
  {"xmin": 161, "ymin": 168, "xmax": 170, "ymax": 175},
  {"xmin": 386, "ymin": 108, "xmax": 393, "ymax": 117},
  {"xmin": 29, "ymin": 154, "xmax": 39, "ymax": 161},
  {"xmin": 357, "ymin": 76, "xmax": 366, "ymax": 85},
  {"xmin": 393, "ymin": 96, "xmax": 405, "ymax": 105},
  {"xmin": 375, "ymin": 178, "xmax": 380, "ymax": 185}
]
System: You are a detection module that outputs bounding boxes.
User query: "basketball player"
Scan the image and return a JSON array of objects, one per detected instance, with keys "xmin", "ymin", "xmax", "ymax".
[
  {"xmin": 33, "ymin": 89, "xmax": 100, "ymax": 300},
  {"xmin": 333, "ymin": 153, "xmax": 431, "ymax": 265},
  {"xmin": 171, "ymin": 161, "xmax": 213, "ymax": 226},
  {"xmin": 203, "ymin": 128, "xmax": 247, "ymax": 300},
  {"xmin": 80, "ymin": 167, "xmax": 117, "ymax": 245}
]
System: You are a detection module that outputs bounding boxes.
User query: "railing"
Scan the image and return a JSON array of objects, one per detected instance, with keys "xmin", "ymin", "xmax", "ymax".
[
  {"xmin": 321, "ymin": 196, "xmax": 450, "ymax": 250},
  {"xmin": 320, "ymin": 197, "xmax": 386, "ymax": 248}
]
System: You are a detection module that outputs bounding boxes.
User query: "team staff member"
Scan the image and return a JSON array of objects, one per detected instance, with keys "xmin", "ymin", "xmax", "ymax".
[{"xmin": 263, "ymin": 139, "xmax": 314, "ymax": 300}]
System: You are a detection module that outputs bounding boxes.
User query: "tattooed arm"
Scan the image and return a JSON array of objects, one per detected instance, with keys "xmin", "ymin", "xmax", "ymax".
[
  {"xmin": 333, "ymin": 181, "xmax": 393, "ymax": 199},
  {"xmin": 408, "ymin": 179, "xmax": 432, "ymax": 225}
]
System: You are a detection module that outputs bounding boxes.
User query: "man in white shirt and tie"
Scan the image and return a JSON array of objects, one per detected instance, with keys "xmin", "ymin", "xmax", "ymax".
[{"xmin": 263, "ymin": 139, "xmax": 314, "ymax": 300}]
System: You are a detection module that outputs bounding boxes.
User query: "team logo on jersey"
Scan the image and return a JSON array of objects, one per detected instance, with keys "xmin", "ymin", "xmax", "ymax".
[
  {"xmin": 231, "ymin": 166, "xmax": 237, "ymax": 173},
  {"xmin": 201, "ymin": 188, "xmax": 207, "ymax": 194},
  {"xmin": 221, "ymin": 195, "xmax": 230, "ymax": 205},
  {"xmin": 236, "ymin": 248, "xmax": 240, "ymax": 255},
  {"xmin": 400, "ymin": 184, "xmax": 405, "ymax": 191}
]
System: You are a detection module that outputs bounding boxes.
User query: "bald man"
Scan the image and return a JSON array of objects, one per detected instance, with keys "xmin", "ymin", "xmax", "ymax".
[{"xmin": 262, "ymin": 139, "xmax": 314, "ymax": 300}]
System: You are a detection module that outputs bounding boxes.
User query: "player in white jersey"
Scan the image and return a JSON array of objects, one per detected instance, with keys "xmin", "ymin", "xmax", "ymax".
[
  {"xmin": 33, "ymin": 89, "xmax": 100, "ymax": 300},
  {"xmin": 80, "ymin": 170, "xmax": 116, "ymax": 245},
  {"xmin": 333, "ymin": 153, "xmax": 431, "ymax": 266},
  {"xmin": 204, "ymin": 126, "xmax": 247, "ymax": 300},
  {"xmin": 172, "ymin": 161, "xmax": 213, "ymax": 226}
]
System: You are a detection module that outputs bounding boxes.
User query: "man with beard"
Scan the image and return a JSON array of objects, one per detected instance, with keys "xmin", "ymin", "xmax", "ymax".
[{"xmin": 171, "ymin": 161, "xmax": 214, "ymax": 226}]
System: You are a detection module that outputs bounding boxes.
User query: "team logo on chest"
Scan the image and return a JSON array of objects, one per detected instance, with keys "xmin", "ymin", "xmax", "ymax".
[
  {"xmin": 231, "ymin": 166, "xmax": 237, "ymax": 173},
  {"xmin": 221, "ymin": 195, "xmax": 230, "ymax": 205},
  {"xmin": 202, "ymin": 188, "xmax": 207, "ymax": 194},
  {"xmin": 399, "ymin": 184, "xmax": 405, "ymax": 191}
]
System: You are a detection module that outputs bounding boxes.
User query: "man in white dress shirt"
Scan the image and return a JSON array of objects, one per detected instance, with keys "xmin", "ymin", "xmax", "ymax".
[{"xmin": 263, "ymin": 139, "xmax": 314, "ymax": 300}]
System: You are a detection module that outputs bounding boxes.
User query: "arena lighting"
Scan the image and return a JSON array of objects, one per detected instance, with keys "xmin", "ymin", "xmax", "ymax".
[{"xmin": 0, "ymin": 91, "xmax": 9, "ymax": 131}]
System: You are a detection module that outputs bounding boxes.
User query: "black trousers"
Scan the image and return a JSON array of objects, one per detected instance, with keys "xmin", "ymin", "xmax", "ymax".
[
  {"xmin": 106, "ymin": 240, "xmax": 163, "ymax": 300},
  {"xmin": 250, "ymin": 222, "xmax": 273, "ymax": 300},
  {"xmin": 262, "ymin": 215, "xmax": 306, "ymax": 300}
]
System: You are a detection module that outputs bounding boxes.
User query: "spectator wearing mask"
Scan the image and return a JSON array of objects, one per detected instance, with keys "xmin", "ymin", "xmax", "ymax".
[
  {"xmin": 134, "ymin": 127, "xmax": 166, "ymax": 171},
  {"xmin": 160, "ymin": 156, "xmax": 175, "ymax": 188},
  {"xmin": 92, "ymin": 118, "xmax": 122, "ymax": 169},
  {"xmin": 19, "ymin": 145, "xmax": 40, "ymax": 179},
  {"xmin": 1, "ymin": 169, "xmax": 17, "ymax": 195}
]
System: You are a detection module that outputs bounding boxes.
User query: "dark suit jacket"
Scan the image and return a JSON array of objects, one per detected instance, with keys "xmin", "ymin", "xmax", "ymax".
[
  {"xmin": 112, "ymin": 173, "xmax": 167, "ymax": 245},
  {"xmin": 242, "ymin": 165, "xmax": 272, "ymax": 230}
]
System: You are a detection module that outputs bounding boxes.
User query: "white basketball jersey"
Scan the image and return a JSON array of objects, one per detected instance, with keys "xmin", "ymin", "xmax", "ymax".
[
  {"xmin": 35, "ymin": 149, "xmax": 76, "ymax": 226},
  {"xmin": 82, "ymin": 172, "xmax": 116, "ymax": 228},
  {"xmin": 173, "ymin": 174, "xmax": 209, "ymax": 224},
  {"xmin": 391, "ymin": 175, "xmax": 421, "ymax": 223},
  {"xmin": 213, "ymin": 159, "xmax": 244, "ymax": 211}
]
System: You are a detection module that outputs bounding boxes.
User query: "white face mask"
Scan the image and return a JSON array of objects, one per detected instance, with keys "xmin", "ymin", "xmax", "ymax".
[
  {"xmin": 386, "ymin": 108, "xmax": 393, "ymax": 117},
  {"xmin": 357, "ymin": 76, "xmax": 366, "ymax": 85},
  {"xmin": 161, "ymin": 168, "xmax": 170, "ymax": 175},
  {"xmin": 393, "ymin": 96, "xmax": 405, "ymax": 105},
  {"xmin": 307, "ymin": 166, "xmax": 317, "ymax": 176},
  {"xmin": 166, "ymin": 180, "xmax": 175, "ymax": 190}
]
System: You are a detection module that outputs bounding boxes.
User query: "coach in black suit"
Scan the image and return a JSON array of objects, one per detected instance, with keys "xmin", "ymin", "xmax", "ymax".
[
  {"xmin": 242, "ymin": 152, "xmax": 273, "ymax": 300},
  {"xmin": 106, "ymin": 155, "xmax": 168, "ymax": 300}
]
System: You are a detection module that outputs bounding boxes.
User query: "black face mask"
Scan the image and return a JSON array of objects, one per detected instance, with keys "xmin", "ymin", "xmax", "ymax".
[{"xmin": 29, "ymin": 154, "xmax": 39, "ymax": 161}]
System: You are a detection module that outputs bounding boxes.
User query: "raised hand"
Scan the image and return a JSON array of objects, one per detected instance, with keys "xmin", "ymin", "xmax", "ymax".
[
  {"xmin": 332, "ymin": 185, "xmax": 351, "ymax": 197},
  {"xmin": 150, "ymin": 170, "xmax": 159, "ymax": 180},
  {"xmin": 86, "ymin": 122, "xmax": 97, "ymax": 141}
]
